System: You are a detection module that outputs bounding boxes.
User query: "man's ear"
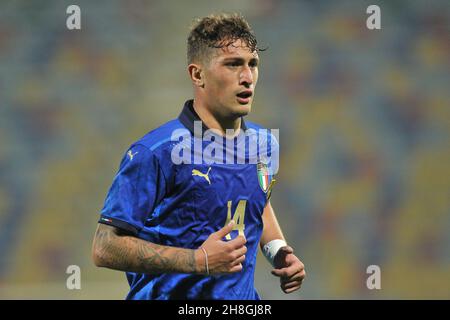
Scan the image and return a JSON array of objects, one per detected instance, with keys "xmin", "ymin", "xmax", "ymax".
[{"xmin": 188, "ymin": 63, "xmax": 204, "ymax": 88}]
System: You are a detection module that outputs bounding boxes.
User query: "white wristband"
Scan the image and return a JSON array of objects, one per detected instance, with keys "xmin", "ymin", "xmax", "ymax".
[{"xmin": 262, "ymin": 239, "xmax": 287, "ymax": 266}]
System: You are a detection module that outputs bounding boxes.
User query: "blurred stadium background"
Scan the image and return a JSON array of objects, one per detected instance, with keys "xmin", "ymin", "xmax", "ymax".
[{"xmin": 0, "ymin": 0, "xmax": 449, "ymax": 299}]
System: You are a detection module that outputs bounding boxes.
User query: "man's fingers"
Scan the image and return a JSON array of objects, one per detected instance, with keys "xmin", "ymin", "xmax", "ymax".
[
  {"xmin": 228, "ymin": 234, "xmax": 247, "ymax": 249},
  {"xmin": 283, "ymin": 284, "xmax": 301, "ymax": 294},
  {"xmin": 281, "ymin": 280, "xmax": 302, "ymax": 290},
  {"xmin": 272, "ymin": 267, "xmax": 305, "ymax": 280},
  {"xmin": 271, "ymin": 266, "xmax": 296, "ymax": 278},
  {"xmin": 280, "ymin": 275, "xmax": 298, "ymax": 285},
  {"xmin": 271, "ymin": 268, "xmax": 286, "ymax": 278},
  {"xmin": 281, "ymin": 272, "xmax": 305, "ymax": 284},
  {"xmin": 231, "ymin": 255, "xmax": 246, "ymax": 267},
  {"xmin": 233, "ymin": 244, "xmax": 247, "ymax": 258},
  {"xmin": 280, "ymin": 273, "xmax": 305, "ymax": 286},
  {"xmin": 281, "ymin": 268, "xmax": 305, "ymax": 280},
  {"xmin": 279, "ymin": 270, "xmax": 305, "ymax": 293},
  {"xmin": 214, "ymin": 220, "xmax": 235, "ymax": 239},
  {"xmin": 229, "ymin": 263, "xmax": 243, "ymax": 273}
]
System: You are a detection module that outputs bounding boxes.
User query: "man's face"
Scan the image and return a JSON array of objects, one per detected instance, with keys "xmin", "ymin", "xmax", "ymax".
[{"xmin": 201, "ymin": 39, "xmax": 259, "ymax": 119}]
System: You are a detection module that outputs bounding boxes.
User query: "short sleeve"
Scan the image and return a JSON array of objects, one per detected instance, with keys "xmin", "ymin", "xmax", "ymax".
[{"xmin": 99, "ymin": 144, "xmax": 166, "ymax": 235}]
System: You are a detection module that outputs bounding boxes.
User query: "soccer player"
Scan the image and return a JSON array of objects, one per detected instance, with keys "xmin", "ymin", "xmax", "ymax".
[{"xmin": 92, "ymin": 13, "xmax": 305, "ymax": 299}]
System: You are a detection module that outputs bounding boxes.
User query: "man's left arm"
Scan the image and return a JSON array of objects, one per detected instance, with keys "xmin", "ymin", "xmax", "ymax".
[{"xmin": 260, "ymin": 201, "xmax": 306, "ymax": 294}]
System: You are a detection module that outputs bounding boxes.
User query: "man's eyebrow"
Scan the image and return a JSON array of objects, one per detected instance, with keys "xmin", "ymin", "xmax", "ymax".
[{"xmin": 222, "ymin": 57, "xmax": 259, "ymax": 63}]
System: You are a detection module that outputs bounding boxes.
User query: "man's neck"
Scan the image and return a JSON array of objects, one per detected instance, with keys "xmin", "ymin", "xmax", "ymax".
[{"xmin": 193, "ymin": 100, "xmax": 242, "ymax": 137}]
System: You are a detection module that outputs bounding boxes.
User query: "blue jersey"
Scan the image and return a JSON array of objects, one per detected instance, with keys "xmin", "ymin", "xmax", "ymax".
[{"xmin": 99, "ymin": 100, "xmax": 278, "ymax": 300}]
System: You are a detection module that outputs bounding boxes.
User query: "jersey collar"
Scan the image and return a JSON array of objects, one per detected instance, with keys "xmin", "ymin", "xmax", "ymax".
[{"xmin": 178, "ymin": 99, "xmax": 247, "ymax": 136}]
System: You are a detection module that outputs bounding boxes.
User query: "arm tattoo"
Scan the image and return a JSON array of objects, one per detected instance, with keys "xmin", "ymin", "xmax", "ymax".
[
  {"xmin": 136, "ymin": 243, "xmax": 198, "ymax": 274},
  {"xmin": 94, "ymin": 225, "xmax": 198, "ymax": 274}
]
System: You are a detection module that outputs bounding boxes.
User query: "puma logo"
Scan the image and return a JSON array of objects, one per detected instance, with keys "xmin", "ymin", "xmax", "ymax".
[
  {"xmin": 127, "ymin": 150, "xmax": 138, "ymax": 161},
  {"xmin": 192, "ymin": 167, "xmax": 212, "ymax": 185}
]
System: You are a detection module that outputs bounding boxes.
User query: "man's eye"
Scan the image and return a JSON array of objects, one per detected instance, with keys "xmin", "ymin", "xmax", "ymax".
[{"xmin": 227, "ymin": 62, "xmax": 240, "ymax": 67}]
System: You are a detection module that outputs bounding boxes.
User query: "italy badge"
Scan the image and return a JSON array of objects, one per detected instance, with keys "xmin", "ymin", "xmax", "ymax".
[{"xmin": 257, "ymin": 161, "xmax": 276, "ymax": 199}]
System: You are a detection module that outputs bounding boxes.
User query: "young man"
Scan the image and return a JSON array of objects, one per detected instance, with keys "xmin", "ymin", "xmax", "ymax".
[{"xmin": 92, "ymin": 13, "xmax": 305, "ymax": 300}]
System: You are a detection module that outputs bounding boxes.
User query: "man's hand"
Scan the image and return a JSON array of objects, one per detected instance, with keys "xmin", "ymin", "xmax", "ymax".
[
  {"xmin": 197, "ymin": 221, "xmax": 247, "ymax": 274},
  {"xmin": 271, "ymin": 246, "xmax": 305, "ymax": 294}
]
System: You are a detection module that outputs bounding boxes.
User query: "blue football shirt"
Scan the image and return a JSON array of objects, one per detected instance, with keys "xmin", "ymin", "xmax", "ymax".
[{"xmin": 99, "ymin": 99, "xmax": 278, "ymax": 300}]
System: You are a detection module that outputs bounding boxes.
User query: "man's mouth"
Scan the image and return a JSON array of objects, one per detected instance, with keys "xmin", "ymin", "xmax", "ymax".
[{"xmin": 236, "ymin": 90, "xmax": 253, "ymax": 104}]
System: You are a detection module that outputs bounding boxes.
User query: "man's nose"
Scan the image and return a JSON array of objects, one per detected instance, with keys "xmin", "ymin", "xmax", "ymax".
[{"xmin": 239, "ymin": 66, "xmax": 253, "ymax": 87}]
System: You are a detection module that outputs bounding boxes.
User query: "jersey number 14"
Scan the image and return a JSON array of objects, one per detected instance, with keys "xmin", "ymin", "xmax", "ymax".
[{"xmin": 224, "ymin": 200, "xmax": 246, "ymax": 240}]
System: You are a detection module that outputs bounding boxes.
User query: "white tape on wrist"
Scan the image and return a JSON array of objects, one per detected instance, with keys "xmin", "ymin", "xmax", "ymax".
[{"xmin": 262, "ymin": 239, "xmax": 287, "ymax": 266}]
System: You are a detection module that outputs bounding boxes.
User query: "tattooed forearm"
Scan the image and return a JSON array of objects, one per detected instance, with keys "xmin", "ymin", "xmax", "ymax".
[
  {"xmin": 136, "ymin": 242, "xmax": 198, "ymax": 274},
  {"xmin": 92, "ymin": 224, "xmax": 200, "ymax": 274}
]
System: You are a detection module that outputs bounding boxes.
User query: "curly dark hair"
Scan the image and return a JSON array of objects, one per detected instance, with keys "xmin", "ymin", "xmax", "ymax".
[{"xmin": 187, "ymin": 13, "xmax": 263, "ymax": 64}]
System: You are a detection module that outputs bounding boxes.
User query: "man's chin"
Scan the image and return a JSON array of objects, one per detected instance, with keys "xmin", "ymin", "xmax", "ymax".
[{"xmin": 233, "ymin": 103, "xmax": 252, "ymax": 117}]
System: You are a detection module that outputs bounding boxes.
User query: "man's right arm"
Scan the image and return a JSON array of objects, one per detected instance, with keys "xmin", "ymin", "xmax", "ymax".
[{"xmin": 92, "ymin": 221, "xmax": 246, "ymax": 275}]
